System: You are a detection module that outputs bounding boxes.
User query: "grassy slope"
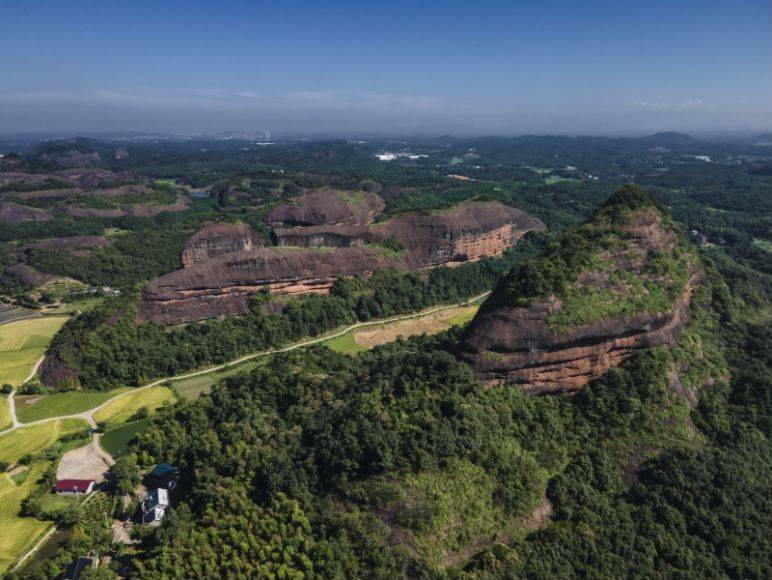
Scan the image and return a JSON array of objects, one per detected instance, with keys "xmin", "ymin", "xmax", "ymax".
[
  {"xmin": 0, "ymin": 462, "xmax": 53, "ymax": 574},
  {"xmin": 0, "ymin": 419, "xmax": 89, "ymax": 464},
  {"xmin": 324, "ymin": 331, "xmax": 368, "ymax": 354},
  {"xmin": 173, "ymin": 360, "xmax": 262, "ymax": 400},
  {"xmin": 16, "ymin": 388, "xmax": 132, "ymax": 423},
  {"xmin": 93, "ymin": 386, "xmax": 175, "ymax": 427},
  {"xmin": 326, "ymin": 305, "xmax": 479, "ymax": 353},
  {"xmin": 0, "ymin": 317, "xmax": 68, "ymax": 387}
]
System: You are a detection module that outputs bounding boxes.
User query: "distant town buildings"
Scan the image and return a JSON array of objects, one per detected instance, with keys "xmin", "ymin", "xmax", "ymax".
[{"xmin": 374, "ymin": 152, "xmax": 428, "ymax": 161}]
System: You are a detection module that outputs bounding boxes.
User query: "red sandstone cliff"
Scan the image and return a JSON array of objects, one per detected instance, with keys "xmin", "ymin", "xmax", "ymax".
[
  {"xmin": 140, "ymin": 201, "xmax": 543, "ymax": 324},
  {"xmin": 139, "ymin": 247, "xmax": 406, "ymax": 324},
  {"xmin": 274, "ymin": 201, "xmax": 546, "ymax": 267},
  {"xmin": 181, "ymin": 222, "xmax": 264, "ymax": 267},
  {"xmin": 459, "ymin": 194, "xmax": 700, "ymax": 393}
]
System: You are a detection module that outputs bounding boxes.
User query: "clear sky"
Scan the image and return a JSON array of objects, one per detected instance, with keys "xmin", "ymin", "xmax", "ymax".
[{"xmin": 1, "ymin": 0, "xmax": 770, "ymax": 136}]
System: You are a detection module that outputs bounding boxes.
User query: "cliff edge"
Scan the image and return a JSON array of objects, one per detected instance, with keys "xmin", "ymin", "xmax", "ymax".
[{"xmin": 459, "ymin": 186, "xmax": 701, "ymax": 393}]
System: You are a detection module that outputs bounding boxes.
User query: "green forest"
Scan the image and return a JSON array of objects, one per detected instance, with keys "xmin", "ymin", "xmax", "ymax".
[{"xmin": 3, "ymin": 134, "xmax": 770, "ymax": 579}]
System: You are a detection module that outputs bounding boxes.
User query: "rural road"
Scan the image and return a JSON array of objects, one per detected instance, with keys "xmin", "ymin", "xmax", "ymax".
[
  {"xmin": 0, "ymin": 291, "xmax": 490, "ymax": 436},
  {"xmin": 3, "ymin": 292, "xmax": 489, "ymax": 574}
]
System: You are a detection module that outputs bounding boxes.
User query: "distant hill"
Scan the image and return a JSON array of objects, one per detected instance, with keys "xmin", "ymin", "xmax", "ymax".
[
  {"xmin": 28, "ymin": 138, "xmax": 130, "ymax": 168},
  {"xmin": 639, "ymin": 131, "xmax": 696, "ymax": 145}
]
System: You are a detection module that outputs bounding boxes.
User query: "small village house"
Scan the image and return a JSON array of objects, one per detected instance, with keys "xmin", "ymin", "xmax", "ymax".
[
  {"xmin": 142, "ymin": 487, "xmax": 170, "ymax": 526},
  {"xmin": 55, "ymin": 479, "xmax": 95, "ymax": 495}
]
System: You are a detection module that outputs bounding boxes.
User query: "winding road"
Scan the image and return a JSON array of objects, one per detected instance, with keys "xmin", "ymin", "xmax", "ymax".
[{"xmin": 1, "ymin": 291, "xmax": 490, "ymax": 436}]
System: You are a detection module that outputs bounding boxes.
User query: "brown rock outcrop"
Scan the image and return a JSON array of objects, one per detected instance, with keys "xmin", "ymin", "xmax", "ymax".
[
  {"xmin": 64, "ymin": 197, "xmax": 188, "ymax": 218},
  {"xmin": 385, "ymin": 202, "xmax": 545, "ymax": 267},
  {"xmin": 274, "ymin": 224, "xmax": 379, "ymax": 249},
  {"xmin": 181, "ymin": 223, "xmax": 264, "ymax": 267},
  {"xmin": 266, "ymin": 188, "xmax": 385, "ymax": 226},
  {"xmin": 0, "ymin": 201, "xmax": 53, "ymax": 223},
  {"xmin": 459, "ymin": 191, "xmax": 700, "ymax": 393},
  {"xmin": 274, "ymin": 201, "xmax": 546, "ymax": 267},
  {"xmin": 460, "ymin": 272, "xmax": 700, "ymax": 393},
  {"xmin": 139, "ymin": 247, "xmax": 405, "ymax": 324},
  {"xmin": 4, "ymin": 263, "xmax": 56, "ymax": 286}
]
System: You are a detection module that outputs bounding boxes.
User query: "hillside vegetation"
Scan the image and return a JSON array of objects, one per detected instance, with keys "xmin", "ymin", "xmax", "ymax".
[{"xmin": 120, "ymin": 192, "xmax": 771, "ymax": 578}]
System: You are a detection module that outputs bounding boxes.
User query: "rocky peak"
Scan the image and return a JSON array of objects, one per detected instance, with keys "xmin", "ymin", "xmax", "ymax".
[{"xmin": 459, "ymin": 186, "xmax": 701, "ymax": 392}]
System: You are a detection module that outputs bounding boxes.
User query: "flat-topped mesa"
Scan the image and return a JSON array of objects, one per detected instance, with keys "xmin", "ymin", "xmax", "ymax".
[
  {"xmin": 458, "ymin": 187, "xmax": 701, "ymax": 393},
  {"xmin": 181, "ymin": 222, "xmax": 264, "ymax": 268},
  {"xmin": 273, "ymin": 201, "xmax": 546, "ymax": 267},
  {"xmin": 266, "ymin": 187, "xmax": 385, "ymax": 226},
  {"xmin": 138, "ymin": 246, "xmax": 406, "ymax": 324},
  {"xmin": 385, "ymin": 201, "xmax": 546, "ymax": 267}
]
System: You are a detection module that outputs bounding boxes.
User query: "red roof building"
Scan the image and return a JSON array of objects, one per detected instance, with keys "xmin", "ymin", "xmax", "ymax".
[{"xmin": 55, "ymin": 479, "xmax": 96, "ymax": 495}]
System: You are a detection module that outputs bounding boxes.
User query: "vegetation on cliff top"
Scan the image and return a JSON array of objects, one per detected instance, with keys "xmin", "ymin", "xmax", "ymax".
[
  {"xmin": 109, "ymin": 249, "xmax": 771, "ymax": 578},
  {"xmin": 500, "ymin": 185, "xmax": 696, "ymax": 331}
]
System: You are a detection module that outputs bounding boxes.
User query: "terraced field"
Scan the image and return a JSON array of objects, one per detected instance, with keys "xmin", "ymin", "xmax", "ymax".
[
  {"xmin": 0, "ymin": 317, "xmax": 68, "ymax": 387},
  {"xmin": 0, "ymin": 304, "xmax": 40, "ymax": 326},
  {"xmin": 0, "ymin": 418, "xmax": 90, "ymax": 464}
]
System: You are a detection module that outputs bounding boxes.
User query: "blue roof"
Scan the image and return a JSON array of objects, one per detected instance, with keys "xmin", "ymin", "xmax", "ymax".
[{"xmin": 151, "ymin": 463, "xmax": 178, "ymax": 477}]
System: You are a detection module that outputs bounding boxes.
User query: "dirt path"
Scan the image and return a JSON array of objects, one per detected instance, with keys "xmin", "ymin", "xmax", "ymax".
[
  {"xmin": 0, "ymin": 291, "xmax": 491, "ymax": 437},
  {"xmin": 56, "ymin": 433, "xmax": 114, "ymax": 482}
]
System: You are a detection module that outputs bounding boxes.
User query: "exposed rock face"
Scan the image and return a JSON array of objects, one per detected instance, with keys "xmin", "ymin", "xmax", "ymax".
[
  {"xmin": 23, "ymin": 236, "xmax": 108, "ymax": 252},
  {"xmin": 39, "ymin": 150, "xmax": 101, "ymax": 168},
  {"xmin": 141, "ymin": 200, "xmax": 544, "ymax": 324},
  {"xmin": 459, "ymin": 192, "xmax": 700, "ymax": 393},
  {"xmin": 0, "ymin": 201, "xmax": 53, "ymax": 223},
  {"xmin": 385, "ymin": 202, "xmax": 545, "ymax": 267},
  {"xmin": 0, "ymin": 169, "xmax": 137, "ymax": 191},
  {"xmin": 266, "ymin": 188, "xmax": 385, "ymax": 226},
  {"xmin": 274, "ymin": 224, "xmax": 379, "ymax": 249},
  {"xmin": 4, "ymin": 263, "xmax": 56, "ymax": 286},
  {"xmin": 460, "ymin": 273, "xmax": 700, "ymax": 393},
  {"xmin": 274, "ymin": 201, "xmax": 546, "ymax": 267},
  {"xmin": 181, "ymin": 223, "xmax": 264, "ymax": 267},
  {"xmin": 39, "ymin": 355, "xmax": 80, "ymax": 389},
  {"xmin": 64, "ymin": 197, "xmax": 188, "ymax": 218},
  {"xmin": 139, "ymin": 247, "xmax": 405, "ymax": 324}
]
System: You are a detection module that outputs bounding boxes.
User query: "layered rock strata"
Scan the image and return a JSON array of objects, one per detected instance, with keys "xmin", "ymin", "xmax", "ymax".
[
  {"xmin": 459, "ymin": 194, "xmax": 700, "ymax": 393},
  {"xmin": 139, "ymin": 247, "xmax": 405, "ymax": 324},
  {"xmin": 274, "ymin": 201, "xmax": 546, "ymax": 267},
  {"xmin": 181, "ymin": 223, "xmax": 264, "ymax": 267},
  {"xmin": 460, "ymin": 271, "xmax": 700, "ymax": 393}
]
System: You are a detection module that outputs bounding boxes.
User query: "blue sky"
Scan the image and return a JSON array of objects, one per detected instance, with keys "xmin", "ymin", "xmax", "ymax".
[{"xmin": 1, "ymin": 0, "xmax": 770, "ymax": 135}]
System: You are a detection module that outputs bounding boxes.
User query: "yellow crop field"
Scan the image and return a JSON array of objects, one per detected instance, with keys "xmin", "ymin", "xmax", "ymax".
[
  {"xmin": 353, "ymin": 305, "xmax": 479, "ymax": 349},
  {"xmin": 0, "ymin": 462, "xmax": 54, "ymax": 573},
  {"xmin": 0, "ymin": 418, "xmax": 89, "ymax": 465},
  {"xmin": 0, "ymin": 317, "xmax": 68, "ymax": 387},
  {"xmin": 93, "ymin": 386, "xmax": 175, "ymax": 427}
]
